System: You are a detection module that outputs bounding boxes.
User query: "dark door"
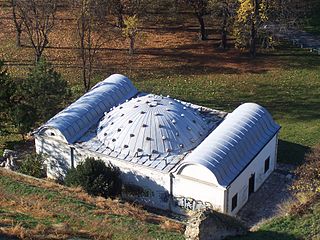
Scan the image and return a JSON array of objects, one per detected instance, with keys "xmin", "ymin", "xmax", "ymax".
[{"xmin": 248, "ymin": 173, "xmax": 255, "ymax": 197}]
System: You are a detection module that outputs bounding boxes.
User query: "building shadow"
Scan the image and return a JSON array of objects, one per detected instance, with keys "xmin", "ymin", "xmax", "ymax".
[{"xmin": 277, "ymin": 140, "xmax": 310, "ymax": 165}]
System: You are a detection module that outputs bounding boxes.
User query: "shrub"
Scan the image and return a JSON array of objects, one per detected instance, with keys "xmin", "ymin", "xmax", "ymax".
[
  {"xmin": 292, "ymin": 145, "xmax": 320, "ymax": 194},
  {"xmin": 19, "ymin": 154, "xmax": 46, "ymax": 178},
  {"xmin": 64, "ymin": 158, "xmax": 122, "ymax": 198}
]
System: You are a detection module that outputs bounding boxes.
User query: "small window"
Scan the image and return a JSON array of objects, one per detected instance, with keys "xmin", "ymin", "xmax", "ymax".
[
  {"xmin": 232, "ymin": 193, "xmax": 238, "ymax": 211},
  {"xmin": 264, "ymin": 157, "xmax": 270, "ymax": 173}
]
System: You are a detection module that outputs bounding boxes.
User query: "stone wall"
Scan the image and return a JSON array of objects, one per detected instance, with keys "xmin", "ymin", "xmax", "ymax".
[{"xmin": 185, "ymin": 208, "xmax": 247, "ymax": 240}]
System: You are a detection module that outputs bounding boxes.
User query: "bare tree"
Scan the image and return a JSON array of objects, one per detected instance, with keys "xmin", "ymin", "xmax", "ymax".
[
  {"xmin": 73, "ymin": 0, "xmax": 109, "ymax": 92},
  {"xmin": 10, "ymin": 0, "xmax": 23, "ymax": 47},
  {"xmin": 210, "ymin": 0, "xmax": 237, "ymax": 50},
  {"xmin": 181, "ymin": 0, "xmax": 211, "ymax": 40},
  {"xmin": 16, "ymin": 0, "xmax": 57, "ymax": 62}
]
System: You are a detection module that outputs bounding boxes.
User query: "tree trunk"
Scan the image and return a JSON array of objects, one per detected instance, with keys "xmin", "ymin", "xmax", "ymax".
[
  {"xmin": 250, "ymin": 0, "xmax": 259, "ymax": 57},
  {"xmin": 250, "ymin": 21, "xmax": 256, "ymax": 57},
  {"xmin": 35, "ymin": 51, "xmax": 41, "ymax": 62},
  {"xmin": 15, "ymin": 29, "xmax": 22, "ymax": 47},
  {"xmin": 11, "ymin": 0, "xmax": 22, "ymax": 47},
  {"xmin": 129, "ymin": 36, "xmax": 135, "ymax": 55},
  {"xmin": 196, "ymin": 14, "xmax": 207, "ymax": 41},
  {"xmin": 220, "ymin": 30, "xmax": 227, "ymax": 50},
  {"xmin": 116, "ymin": 14, "xmax": 124, "ymax": 28},
  {"xmin": 220, "ymin": 10, "xmax": 228, "ymax": 50}
]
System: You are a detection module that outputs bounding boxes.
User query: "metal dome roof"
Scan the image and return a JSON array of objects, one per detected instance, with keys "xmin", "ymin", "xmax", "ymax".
[{"xmin": 97, "ymin": 94, "xmax": 213, "ymax": 160}]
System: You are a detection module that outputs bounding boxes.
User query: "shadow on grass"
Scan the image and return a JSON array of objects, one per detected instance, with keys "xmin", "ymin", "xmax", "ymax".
[
  {"xmin": 278, "ymin": 140, "xmax": 310, "ymax": 165},
  {"xmin": 227, "ymin": 230, "xmax": 300, "ymax": 240}
]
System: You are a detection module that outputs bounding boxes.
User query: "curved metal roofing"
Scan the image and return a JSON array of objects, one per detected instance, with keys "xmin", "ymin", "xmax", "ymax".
[
  {"xmin": 39, "ymin": 74, "xmax": 138, "ymax": 143},
  {"xmin": 179, "ymin": 103, "xmax": 280, "ymax": 187},
  {"xmin": 97, "ymin": 94, "xmax": 213, "ymax": 161}
]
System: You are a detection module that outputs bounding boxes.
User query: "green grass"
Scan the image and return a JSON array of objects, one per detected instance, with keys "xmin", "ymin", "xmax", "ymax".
[
  {"xmin": 0, "ymin": 173, "xmax": 184, "ymax": 239},
  {"xmin": 228, "ymin": 201, "xmax": 320, "ymax": 240},
  {"xmin": 130, "ymin": 48, "xmax": 320, "ymax": 164}
]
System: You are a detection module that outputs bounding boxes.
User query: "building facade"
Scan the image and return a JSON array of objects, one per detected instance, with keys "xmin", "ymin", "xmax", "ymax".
[{"xmin": 34, "ymin": 74, "xmax": 280, "ymax": 215}]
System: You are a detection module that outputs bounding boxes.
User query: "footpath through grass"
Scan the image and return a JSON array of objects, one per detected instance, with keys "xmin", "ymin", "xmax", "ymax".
[{"xmin": 0, "ymin": 169, "xmax": 184, "ymax": 240}]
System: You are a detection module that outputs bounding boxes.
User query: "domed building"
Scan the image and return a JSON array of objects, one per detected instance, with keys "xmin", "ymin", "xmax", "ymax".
[{"xmin": 35, "ymin": 74, "xmax": 280, "ymax": 215}]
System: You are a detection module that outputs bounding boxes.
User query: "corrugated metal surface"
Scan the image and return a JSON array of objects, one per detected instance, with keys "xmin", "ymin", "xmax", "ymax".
[
  {"xmin": 76, "ymin": 94, "xmax": 223, "ymax": 172},
  {"xmin": 96, "ymin": 93, "xmax": 219, "ymax": 167},
  {"xmin": 39, "ymin": 74, "xmax": 138, "ymax": 144},
  {"xmin": 180, "ymin": 103, "xmax": 280, "ymax": 187}
]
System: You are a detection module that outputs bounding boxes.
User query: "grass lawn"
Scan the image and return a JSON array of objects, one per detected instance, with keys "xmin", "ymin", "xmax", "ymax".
[{"xmin": 0, "ymin": 169, "xmax": 184, "ymax": 239}]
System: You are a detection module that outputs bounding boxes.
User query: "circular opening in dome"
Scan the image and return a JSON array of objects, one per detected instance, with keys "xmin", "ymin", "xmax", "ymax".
[
  {"xmin": 112, "ymin": 138, "xmax": 116, "ymax": 142},
  {"xmin": 130, "ymin": 133, "xmax": 135, "ymax": 137},
  {"xmin": 124, "ymin": 145, "xmax": 129, "ymax": 148},
  {"xmin": 128, "ymin": 120, "xmax": 133, "ymax": 123},
  {"xmin": 117, "ymin": 128, "xmax": 121, "ymax": 132}
]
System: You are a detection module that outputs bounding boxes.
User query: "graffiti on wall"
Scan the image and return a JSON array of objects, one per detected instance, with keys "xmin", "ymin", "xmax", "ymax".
[
  {"xmin": 122, "ymin": 184, "xmax": 155, "ymax": 198},
  {"xmin": 174, "ymin": 196, "xmax": 213, "ymax": 211}
]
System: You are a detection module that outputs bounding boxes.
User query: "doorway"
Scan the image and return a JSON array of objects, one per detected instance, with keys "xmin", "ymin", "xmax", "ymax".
[{"xmin": 248, "ymin": 173, "xmax": 255, "ymax": 197}]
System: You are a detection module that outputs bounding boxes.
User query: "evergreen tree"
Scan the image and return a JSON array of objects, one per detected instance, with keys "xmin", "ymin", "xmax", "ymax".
[{"xmin": 16, "ymin": 59, "xmax": 70, "ymax": 122}]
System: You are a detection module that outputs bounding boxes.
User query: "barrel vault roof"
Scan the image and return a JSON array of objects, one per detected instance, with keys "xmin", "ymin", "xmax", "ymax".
[{"xmin": 179, "ymin": 103, "xmax": 281, "ymax": 187}]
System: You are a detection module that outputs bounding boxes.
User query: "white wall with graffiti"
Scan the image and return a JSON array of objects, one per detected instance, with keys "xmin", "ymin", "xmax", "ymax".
[{"xmin": 35, "ymin": 133, "xmax": 278, "ymax": 216}]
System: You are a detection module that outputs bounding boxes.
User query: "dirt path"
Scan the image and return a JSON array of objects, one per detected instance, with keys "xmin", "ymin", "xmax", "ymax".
[{"xmin": 237, "ymin": 163, "xmax": 296, "ymax": 229}]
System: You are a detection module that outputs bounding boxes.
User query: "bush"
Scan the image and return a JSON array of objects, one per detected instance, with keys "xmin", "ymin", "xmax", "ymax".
[
  {"xmin": 64, "ymin": 158, "xmax": 122, "ymax": 198},
  {"xmin": 19, "ymin": 154, "xmax": 46, "ymax": 178},
  {"xmin": 292, "ymin": 145, "xmax": 320, "ymax": 194}
]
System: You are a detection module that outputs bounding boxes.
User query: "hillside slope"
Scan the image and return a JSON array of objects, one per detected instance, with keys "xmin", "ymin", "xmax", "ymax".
[{"xmin": 0, "ymin": 169, "xmax": 184, "ymax": 240}]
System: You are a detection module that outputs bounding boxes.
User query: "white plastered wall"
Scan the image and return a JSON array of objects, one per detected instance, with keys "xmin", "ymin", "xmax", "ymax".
[
  {"xmin": 171, "ymin": 164, "xmax": 226, "ymax": 215},
  {"xmin": 35, "ymin": 135, "xmax": 172, "ymax": 211},
  {"xmin": 35, "ymin": 135, "xmax": 72, "ymax": 180},
  {"xmin": 227, "ymin": 134, "xmax": 278, "ymax": 215}
]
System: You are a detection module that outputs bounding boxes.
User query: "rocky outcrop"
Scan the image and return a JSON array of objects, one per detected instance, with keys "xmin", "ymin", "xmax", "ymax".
[
  {"xmin": 185, "ymin": 208, "xmax": 247, "ymax": 240},
  {"xmin": 0, "ymin": 149, "xmax": 18, "ymax": 170}
]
